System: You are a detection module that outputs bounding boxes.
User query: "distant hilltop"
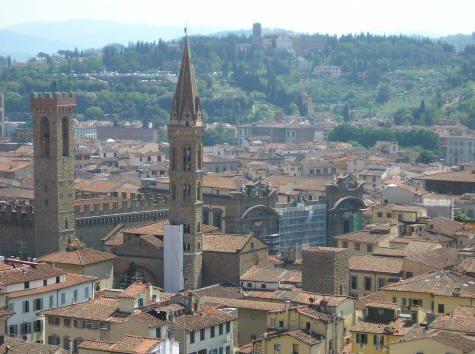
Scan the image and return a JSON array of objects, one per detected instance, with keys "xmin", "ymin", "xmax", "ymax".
[{"xmin": 1, "ymin": 19, "xmax": 474, "ymax": 62}]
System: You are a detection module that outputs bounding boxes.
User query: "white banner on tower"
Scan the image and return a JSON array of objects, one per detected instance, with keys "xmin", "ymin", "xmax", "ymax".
[{"xmin": 164, "ymin": 224, "xmax": 184, "ymax": 293}]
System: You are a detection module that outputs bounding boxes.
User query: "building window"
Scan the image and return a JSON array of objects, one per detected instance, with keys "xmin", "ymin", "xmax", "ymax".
[
  {"xmin": 138, "ymin": 298, "xmax": 144, "ymax": 307},
  {"xmin": 226, "ymin": 321, "xmax": 230, "ymax": 333},
  {"xmin": 84, "ymin": 287, "xmax": 89, "ymax": 299},
  {"xmin": 261, "ymin": 284, "xmax": 266, "ymax": 289},
  {"xmin": 200, "ymin": 328, "xmax": 205, "ymax": 341},
  {"xmin": 41, "ymin": 117, "xmax": 50, "ymax": 157},
  {"xmin": 377, "ymin": 212, "xmax": 383, "ymax": 217},
  {"xmin": 61, "ymin": 293, "xmax": 66, "ymax": 305},
  {"xmin": 279, "ymin": 320, "xmax": 284, "ymax": 328},
  {"xmin": 342, "ymin": 241, "xmax": 348, "ymax": 248},
  {"xmin": 274, "ymin": 344, "xmax": 281, "ymax": 351},
  {"xmin": 63, "ymin": 336, "xmax": 70, "ymax": 350},
  {"xmin": 356, "ymin": 333, "xmax": 368, "ymax": 344},
  {"xmin": 306, "ymin": 322, "xmax": 311, "ymax": 330},
  {"xmin": 56, "ymin": 276, "xmax": 60, "ymax": 284},
  {"xmin": 351, "ymin": 276, "xmax": 358, "ymax": 289},
  {"xmin": 374, "ymin": 335, "xmax": 384, "ymax": 346},
  {"xmin": 406, "ymin": 272, "xmax": 413, "ymax": 278},
  {"xmin": 219, "ymin": 324, "xmax": 223, "ymax": 335},
  {"xmin": 355, "ymin": 243, "xmax": 360, "ymax": 251},
  {"xmin": 20, "ymin": 322, "xmax": 31, "ymax": 335},
  {"xmin": 367, "ymin": 244, "xmax": 373, "ymax": 252},
  {"xmin": 63, "ymin": 318, "xmax": 70, "ymax": 327},
  {"xmin": 190, "ymin": 331, "xmax": 195, "ymax": 344},
  {"xmin": 211, "ymin": 326, "xmax": 215, "ymax": 338},
  {"xmin": 378, "ymin": 278, "xmax": 386, "ymax": 288},
  {"xmin": 62, "ymin": 117, "xmax": 70, "ymax": 157},
  {"xmin": 156, "ymin": 327, "xmax": 161, "ymax": 338},
  {"xmin": 364, "ymin": 277, "xmax": 372, "ymax": 291},
  {"xmin": 438, "ymin": 304, "xmax": 445, "ymax": 313},
  {"xmin": 24, "ymin": 281, "xmax": 29, "ymax": 289},
  {"xmin": 73, "ymin": 289, "xmax": 78, "ymax": 302},
  {"xmin": 386, "ymin": 213, "xmax": 392, "ymax": 218},
  {"xmin": 22, "ymin": 300, "xmax": 29, "ymax": 313},
  {"xmin": 34, "ymin": 320, "xmax": 42, "ymax": 332},
  {"xmin": 49, "ymin": 295, "xmax": 54, "ymax": 308},
  {"xmin": 8, "ymin": 325, "xmax": 17, "ymax": 337},
  {"xmin": 47, "ymin": 317, "xmax": 60, "ymax": 326},
  {"xmin": 33, "ymin": 298, "xmax": 43, "ymax": 311}
]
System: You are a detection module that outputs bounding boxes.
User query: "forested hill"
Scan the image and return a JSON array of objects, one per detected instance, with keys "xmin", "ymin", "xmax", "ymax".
[{"xmin": 0, "ymin": 32, "xmax": 474, "ymax": 133}]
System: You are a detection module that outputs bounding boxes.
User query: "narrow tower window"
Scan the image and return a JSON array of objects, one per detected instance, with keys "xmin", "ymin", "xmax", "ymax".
[
  {"xmin": 40, "ymin": 117, "xmax": 50, "ymax": 157},
  {"xmin": 62, "ymin": 117, "xmax": 69, "ymax": 157},
  {"xmin": 170, "ymin": 149, "xmax": 176, "ymax": 169}
]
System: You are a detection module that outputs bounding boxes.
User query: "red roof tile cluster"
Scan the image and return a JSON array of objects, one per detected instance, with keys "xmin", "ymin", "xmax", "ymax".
[
  {"xmin": 38, "ymin": 240, "xmax": 117, "ymax": 266},
  {"xmin": 174, "ymin": 305, "xmax": 237, "ymax": 331},
  {"xmin": 79, "ymin": 335, "xmax": 163, "ymax": 353},
  {"xmin": 0, "ymin": 263, "xmax": 64, "ymax": 286}
]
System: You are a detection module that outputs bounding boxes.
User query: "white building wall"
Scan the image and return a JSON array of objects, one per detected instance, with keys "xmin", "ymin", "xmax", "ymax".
[
  {"xmin": 6, "ymin": 280, "xmax": 95, "ymax": 343},
  {"xmin": 185, "ymin": 324, "xmax": 233, "ymax": 354}
]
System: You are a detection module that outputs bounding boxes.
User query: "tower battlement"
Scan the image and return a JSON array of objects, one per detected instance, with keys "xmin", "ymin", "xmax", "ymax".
[{"xmin": 30, "ymin": 92, "xmax": 76, "ymax": 113}]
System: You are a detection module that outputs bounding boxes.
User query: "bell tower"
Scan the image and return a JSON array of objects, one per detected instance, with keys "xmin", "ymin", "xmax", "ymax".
[
  {"xmin": 167, "ymin": 37, "xmax": 204, "ymax": 290},
  {"xmin": 31, "ymin": 92, "xmax": 76, "ymax": 256}
]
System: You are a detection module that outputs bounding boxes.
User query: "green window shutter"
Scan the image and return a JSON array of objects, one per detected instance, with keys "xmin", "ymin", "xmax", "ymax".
[
  {"xmin": 381, "ymin": 336, "xmax": 384, "ymax": 345},
  {"xmin": 356, "ymin": 333, "xmax": 360, "ymax": 343},
  {"xmin": 373, "ymin": 335, "xmax": 377, "ymax": 345}
]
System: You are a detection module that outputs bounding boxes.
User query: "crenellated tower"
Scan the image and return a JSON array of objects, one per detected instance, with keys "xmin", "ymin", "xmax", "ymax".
[
  {"xmin": 167, "ymin": 37, "xmax": 204, "ymax": 289},
  {"xmin": 31, "ymin": 92, "xmax": 76, "ymax": 256}
]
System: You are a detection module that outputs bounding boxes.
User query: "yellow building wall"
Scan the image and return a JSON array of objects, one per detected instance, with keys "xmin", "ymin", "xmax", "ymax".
[
  {"xmin": 351, "ymin": 331, "xmax": 402, "ymax": 354},
  {"xmin": 383, "ymin": 290, "xmax": 474, "ymax": 315},
  {"xmin": 263, "ymin": 335, "xmax": 323, "ymax": 354},
  {"xmin": 236, "ymin": 308, "xmax": 268, "ymax": 346},
  {"xmin": 389, "ymin": 337, "xmax": 468, "ymax": 354},
  {"xmin": 350, "ymin": 271, "xmax": 401, "ymax": 298}
]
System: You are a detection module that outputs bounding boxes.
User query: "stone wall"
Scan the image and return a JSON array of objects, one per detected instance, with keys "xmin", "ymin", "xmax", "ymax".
[{"xmin": 302, "ymin": 247, "xmax": 349, "ymax": 295}]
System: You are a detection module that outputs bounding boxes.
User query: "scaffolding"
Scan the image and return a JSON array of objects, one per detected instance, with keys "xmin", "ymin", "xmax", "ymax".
[{"xmin": 277, "ymin": 200, "xmax": 327, "ymax": 251}]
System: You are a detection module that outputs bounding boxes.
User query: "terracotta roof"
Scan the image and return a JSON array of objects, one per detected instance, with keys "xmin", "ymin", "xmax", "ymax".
[
  {"xmin": 0, "ymin": 306, "xmax": 14, "ymax": 317},
  {"xmin": 264, "ymin": 175, "xmax": 332, "ymax": 192},
  {"xmin": 202, "ymin": 233, "xmax": 255, "ymax": 253},
  {"xmin": 365, "ymin": 300, "xmax": 398, "ymax": 310},
  {"xmin": 240, "ymin": 266, "xmax": 301, "ymax": 284},
  {"xmin": 351, "ymin": 317, "xmax": 416, "ymax": 336},
  {"xmin": 119, "ymin": 283, "xmax": 149, "ymax": 299},
  {"xmin": 355, "ymin": 291, "xmax": 386, "ymax": 311},
  {"xmin": 394, "ymin": 330, "xmax": 475, "ymax": 353},
  {"xmin": 123, "ymin": 220, "xmax": 218, "ymax": 238},
  {"xmin": 76, "ymin": 180, "xmax": 125, "ymax": 193},
  {"xmin": 0, "ymin": 339, "xmax": 67, "ymax": 354},
  {"xmin": 203, "ymin": 296, "xmax": 285, "ymax": 311},
  {"xmin": 174, "ymin": 305, "xmax": 237, "ymax": 331},
  {"xmin": 202, "ymin": 175, "xmax": 251, "ymax": 190},
  {"xmin": 287, "ymin": 329, "xmax": 322, "ymax": 345},
  {"xmin": 42, "ymin": 296, "xmax": 125, "ymax": 322},
  {"xmin": 296, "ymin": 305, "xmax": 333, "ymax": 322},
  {"xmin": 381, "ymin": 270, "xmax": 475, "ymax": 298},
  {"xmin": 7, "ymin": 273, "xmax": 96, "ymax": 299},
  {"xmin": 458, "ymin": 258, "xmax": 475, "ymax": 274},
  {"xmin": 334, "ymin": 230, "xmax": 389, "ymax": 243},
  {"xmin": 404, "ymin": 247, "xmax": 458, "ymax": 269},
  {"xmin": 38, "ymin": 242, "xmax": 117, "ymax": 266},
  {"xmin": 429, "ymin": 310, "xmax": 475, "ymax": 335},
  {"xmin": 416, "ymin": 169, "xmax": 475, "ymax": 183},
  {"xmin": 194, "ymin": 284, "xmax": 245, "ymax": 299},
  {"xmin": 350, "ymin": 255, "xmax": 403, "ymax": 274},
  {"xmin": 0, "ymin": 262, "xmax": 13, "ymax": 271},
  {"xmin": 372, "ymin": 247, "xmax": 407, "ymax": 258},
  {"xmin": 130, "ymin": 311, "xmax": 169, "ymax": 328},
  {"xmin": 304, "ymin": 246, "xmax": 347, "ymax": 254},
  {"xmin": 79, "ymin": 335, "xmax": 163, "ymax": 353},
  {"xmin": 238, "ymin": 343, "xmax": 253, "ymax": 354},
  {"xmin": 0, "ymin": 263, "xmax": 64, "ymax": 286}
]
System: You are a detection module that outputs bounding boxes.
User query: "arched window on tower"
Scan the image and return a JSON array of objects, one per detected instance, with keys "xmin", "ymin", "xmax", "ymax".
[
  {"xmin": 171, "ymin": 184, "xmax": 176, "ymax": 201},
  {"xmin": 197, "ymin": 182, "xmax": 201, "ymax": 202},
  {"xmin": 170, "ymin": 149, "xmax": 176, "ymax": 170},
  {"xmin": 197, "ymin": 147, "xmax": 202, "ymax": 170},
  {"xmin": 40, "ymin": 117, "xmax": 50, "ymax": 157},
  {"xmin": 183, "ymin": 148, "xmax": 191, "ymax": 171},
  {"xmin": 62, "ymin": 117, "xmax": 69, "ymax": 157}
]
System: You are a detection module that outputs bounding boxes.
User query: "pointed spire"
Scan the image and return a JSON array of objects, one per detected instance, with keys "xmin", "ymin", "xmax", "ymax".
[{"xmin": 171, "ymin": 36, "xmax": 201, "ymax": 125}]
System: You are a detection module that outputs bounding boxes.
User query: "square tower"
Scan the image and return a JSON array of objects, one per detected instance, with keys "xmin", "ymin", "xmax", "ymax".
[
  {"xmin": 31, "ymin": 92, "xmax": 76, "ymax": 256},
  {"xmin": 167, "ymin": 37, "xmax": 204, "ymax": 290},
  {"xmin": 302, "ymin": 247, "xmax": 349, "ymax": 295}
]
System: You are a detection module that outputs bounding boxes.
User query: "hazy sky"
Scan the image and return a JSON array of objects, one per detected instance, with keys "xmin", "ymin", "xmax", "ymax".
[{"xmin": 1, "ymin": 0, "xmax": 474, "ymax": 36}]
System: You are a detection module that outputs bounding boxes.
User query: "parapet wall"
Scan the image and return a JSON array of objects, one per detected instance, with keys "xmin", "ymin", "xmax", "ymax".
[{"xmin": 30, "ymin": 92, "xmax": 76, "ymax": 113}]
